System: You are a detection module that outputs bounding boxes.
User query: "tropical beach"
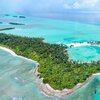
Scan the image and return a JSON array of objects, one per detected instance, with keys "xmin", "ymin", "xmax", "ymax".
[
  {"xmin": 0, "ymin": 33, "xmax": 100, "ymax": 100},
  {"xmin": 0, "ymin": 45, "xmax": 100, "ymax": 99},
  {"xmin": 0, "ymin": 44, "xmax": 100, "ymax": 99},
  {"xmin": 0, "ymin": 13, "xmax": 100, "ymax": 99},
  {"xmin": 0, "ymin": 0, "xmax": 100, "ymax": 100}
]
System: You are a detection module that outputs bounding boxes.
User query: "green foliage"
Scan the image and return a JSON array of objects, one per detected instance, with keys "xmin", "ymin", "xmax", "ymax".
[
  {"xmin": 0, "ymin": 28, "xmax": 15, "ymax": 31},
  {"xmin": 19, "ymin": 16, "xmax": 26, "ymax": 18},
  {"xmin": 0, "ymin": 33, "xmax": 100, "ymax": 90},
  {"xmin": 9, "ymin": 22, "xmax": 25, "ymax": 25}
]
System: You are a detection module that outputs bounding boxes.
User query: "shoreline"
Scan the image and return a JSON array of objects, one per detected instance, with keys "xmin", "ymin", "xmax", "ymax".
[
  {"xmin": 0, "ymin": 46, "xmax": 100, "ymax": 98},
  {"xmin": 0, "ymin": 46, "xmax": 39, "ymax": 65},
  {"xmin": 33, "ymin": 67, "xmax": 100, "ymax": 98},
  {"xmin": 66, "ymin": 42, "xmax": 100, "ymax": 48}
]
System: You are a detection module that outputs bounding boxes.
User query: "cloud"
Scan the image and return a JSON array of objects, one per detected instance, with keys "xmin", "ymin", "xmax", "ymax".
[
  {"xmin": 0, "ymin": 0, "xmax": 100, "ymax": 15},
  {"xmin": 63, "ymin": 0, "xmax": 99, "ymax": 9},
  {"xmin": 73, "ymin": 0, "xmax": 98, "ymax": 8},
  {"xmin": 83, "ymin": 0, "xmax": 98, "ymax": 7},
  {"xmin": 73, "ymin": 2, "xmax": 80, "ymax": 9},
  {"xmin": 63, "ymin": 4, "xmax": 71, "ymax": 9},
  {"xmin": 9, "ymin": 0, "xmax": 65, "ymax": 13}
]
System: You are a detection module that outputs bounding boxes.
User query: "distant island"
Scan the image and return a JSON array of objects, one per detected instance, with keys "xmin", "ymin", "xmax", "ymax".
[
  {"xmin": 9, "ymin": 22, "xmax": 25, "ymax": 25},
  {"xmin": 66, "ymin": 42, "xmax": 100, "ymax": 48},
  {"xmin": 0, "ymin": 28, "xmax": 15, "ymax": 31}
]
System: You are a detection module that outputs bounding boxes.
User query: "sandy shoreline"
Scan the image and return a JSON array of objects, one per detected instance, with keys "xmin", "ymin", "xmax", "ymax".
[
  {"xmin": 66, "ymin": 42, "xmax": 100, "ymax": 48},
  {"xmin": 33, "ymin": 67, "xmax": 100, "ymax": 98},
  {"xmin": 0, "ymin": 46, "xmax": 100, "ymax": 98},
  {"xmin": 0, "ymin": 46, "xmax": 39, "ymax": 65}
]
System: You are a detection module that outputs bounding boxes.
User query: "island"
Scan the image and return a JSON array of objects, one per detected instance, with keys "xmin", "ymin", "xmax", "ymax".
[
  {"xmin": 66, "ymin": 42, "xmax": 100, "ymax": 48},
  {"xmin": 0, "ymin": 28, "xmax": 15, "ymax": 31},
  {"xmin": 0, "ymin": 33, "xmax": 100, "ymax": 97},
  {"xmin": 9, "ymin": 22, "xmax": 25, "ymax": 25}
]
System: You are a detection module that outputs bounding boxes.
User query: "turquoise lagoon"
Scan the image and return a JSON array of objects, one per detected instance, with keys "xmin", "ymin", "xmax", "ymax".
[
  {"xmin": 0, "ymin": 14, "xmax": 100, "ymax": 100},
  {"xmin": 68, "ymin": 46, "xmax": 100, "ymax": 63}
]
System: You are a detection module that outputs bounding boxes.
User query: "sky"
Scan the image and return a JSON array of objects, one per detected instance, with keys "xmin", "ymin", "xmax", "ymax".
[{"xmin": 0, "ymin": 0, "xmax": 100, "ymax": 16}]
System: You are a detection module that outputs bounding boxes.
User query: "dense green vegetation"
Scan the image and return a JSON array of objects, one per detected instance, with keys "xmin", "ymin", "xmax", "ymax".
[
  {"xmin": 0, "ymin": 28, "xmax": 15, "ymax": 31},
  {"xmin": 0, "ymin": 33, "xmax": 100, "ymax": 90},
  {"xmin": 9, "ymin": 22, "xmax": 25, "ymax": 25}
]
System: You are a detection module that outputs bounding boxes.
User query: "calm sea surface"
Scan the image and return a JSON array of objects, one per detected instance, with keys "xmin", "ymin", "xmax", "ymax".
[{"xmin": 0, "ymin": 14, "xmax": 100, "ymax": 62}]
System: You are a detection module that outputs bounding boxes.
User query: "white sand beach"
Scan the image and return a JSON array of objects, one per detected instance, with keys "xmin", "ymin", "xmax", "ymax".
[
  {"xmin": 67, "ymin": 42, "xmax": 91, "ymax": 47},
  {"xmin": 34, "ymin": 67, "xmax": 100, "ymax": 98},
  {"xmin": 66, "ymin": 42, "xmax": 100, "ymax": 48},
  {"xmin": 0, "ymin": 46, "xmax": 39, "ymax": 65}
]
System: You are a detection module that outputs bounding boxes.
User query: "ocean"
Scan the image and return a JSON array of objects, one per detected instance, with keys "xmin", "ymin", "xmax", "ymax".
[{"xmin": 0, "ymin": 14, "xmax": 100, "ymax": 62}]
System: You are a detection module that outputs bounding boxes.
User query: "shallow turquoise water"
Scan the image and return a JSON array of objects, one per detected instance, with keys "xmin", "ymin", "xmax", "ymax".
[
  {"xmin": 0, "ymin": 49, "xmax": 57, "ymax": 100},
  {"xmin": 0, "ymin": 14, "xmax": 100, "ymax": 62},
  {"xmin": 68, "ymin": 46, "xmax": 100, "ymax": 62},
  {"xmin": 0, "ymin": 49, "xmax": 100, "ymax": 100},
  {"xmin": 67, "ymin": 76, "xmax": 100, "ymax": 100},
  {"xmin": 0, "ymin": 14, "xmax": 100, "ymax": 100}
]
